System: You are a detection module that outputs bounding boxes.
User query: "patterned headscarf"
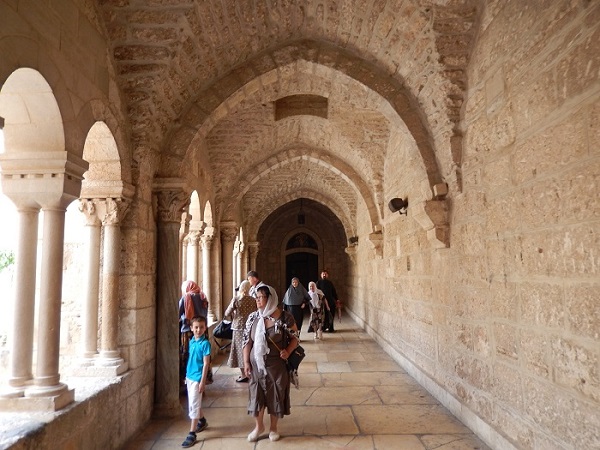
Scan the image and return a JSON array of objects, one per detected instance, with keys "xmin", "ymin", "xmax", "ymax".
[
  {"xmin": 253, "ymin": 285, "xmax": 279, "ymax": 376},
  {"xmin": 181, "ymin": 280, "xmax": 201, "ymax": 321}
]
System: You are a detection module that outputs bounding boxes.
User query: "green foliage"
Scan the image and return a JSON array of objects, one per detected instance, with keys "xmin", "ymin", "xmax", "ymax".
[{"xmin": 0, "ymin": 250, "xmax": 15, "ymax": 272}]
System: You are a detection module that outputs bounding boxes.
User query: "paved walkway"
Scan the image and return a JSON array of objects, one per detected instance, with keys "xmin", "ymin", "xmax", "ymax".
[{"xmin": 123, "ymin": 316, "xmax": 490, "ymax": 450}]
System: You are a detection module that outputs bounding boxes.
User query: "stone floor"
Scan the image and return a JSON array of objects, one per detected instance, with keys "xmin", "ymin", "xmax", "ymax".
[{"xmin": 123, "ymin": 316, "xmax": 490, "ymax": 450}]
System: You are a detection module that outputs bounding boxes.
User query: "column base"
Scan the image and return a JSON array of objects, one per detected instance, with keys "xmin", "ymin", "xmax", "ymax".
[
  {"xmin": 72, "ymin": 358, "xmax": 128, "ymax": 377},
  {"xmin": 0, "ymin": 385, "xmax": 74, "ymax": 412},
  {"xmin": 0, "ymin": 384, "xmax": 28, "ymax": 399}
]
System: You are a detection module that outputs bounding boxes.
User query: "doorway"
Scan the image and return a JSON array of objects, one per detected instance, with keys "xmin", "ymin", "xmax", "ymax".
[{"xmin": 285, "ymin": 252, "xmax": 319, "ymax": 291}]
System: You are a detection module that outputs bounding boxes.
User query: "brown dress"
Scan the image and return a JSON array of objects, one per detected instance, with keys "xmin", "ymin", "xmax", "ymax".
[
  {"xmin": 224, "ymin": 294, "xmax": 257, "ymax": 369},
  {"xmin": 244, "ymin": 310, "xmax": 295, "ymax": 418}
]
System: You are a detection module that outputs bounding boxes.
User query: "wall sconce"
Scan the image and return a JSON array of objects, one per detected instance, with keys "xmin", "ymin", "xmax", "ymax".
[
  {"xmin": 388, "ymin": 197, "xmax": 408, "ymax": 215},
  {"xmin": 348, "ymin": 236, "xmax": 359, "ymax": 245},
  {"xmin": 0, "ymin": 116, "xmax": 4, "ymax": 129}
]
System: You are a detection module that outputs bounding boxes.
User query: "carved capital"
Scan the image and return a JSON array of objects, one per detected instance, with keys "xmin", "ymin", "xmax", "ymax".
[
  {"xmin": 247, "ymin": 241, "xmax": 259, "ymax": 259},
  {"xmin": 186, "ymin": 230, "xmax": 202, "ymax": 245},
  {"xmin": 79, "ymin": 199, "xmax": 101, "ymax": 226},
  {"xmin": 154, "ymin": 190, "xmax": 190, "ymax": 223},
  {"xmin": 201, "ymin": 233, "xmax": 214, "ymax": 249},
  {"xmin": 102, "ymin": 197, "xmax": 130, "ymax": 226},
  {"xmin": 220, "ymin": 221, "xmax": 238, "ymax": 242}
]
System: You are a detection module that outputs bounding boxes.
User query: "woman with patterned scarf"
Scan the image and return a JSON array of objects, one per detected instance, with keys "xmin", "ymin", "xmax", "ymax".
[{"xmin": 242, "ymin": 285, "xmax": 299, "ymax": 442}]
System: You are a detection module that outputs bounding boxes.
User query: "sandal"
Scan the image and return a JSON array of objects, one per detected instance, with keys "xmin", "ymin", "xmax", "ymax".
[
  {"xmin": 181, "ymin": 432, "xmax": 196, "ymax": 448},
  {"xmin": 236, "ymin": 376, "xmax": 249, "ymax": 383}
]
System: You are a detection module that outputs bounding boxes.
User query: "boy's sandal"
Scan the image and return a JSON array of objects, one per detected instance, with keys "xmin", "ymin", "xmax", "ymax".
[{"xmin": 182, "ymin": 432, "xmax": 196, "ymax": 448}]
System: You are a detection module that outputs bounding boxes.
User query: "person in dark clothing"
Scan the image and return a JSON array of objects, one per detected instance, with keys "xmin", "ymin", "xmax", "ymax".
[
  {"xmin": 282, "ymin": 277, "xmax": 311, "ymax": 340},
  {"xmin": 316, "ymin": 270, "xmax": 338, "ymax": 332}
]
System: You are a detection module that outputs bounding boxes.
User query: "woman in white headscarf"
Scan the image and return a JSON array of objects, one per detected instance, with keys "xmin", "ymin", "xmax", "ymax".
[{"xmin": 242, "ymin": 285, "xmax": 299, "ymax": 442}]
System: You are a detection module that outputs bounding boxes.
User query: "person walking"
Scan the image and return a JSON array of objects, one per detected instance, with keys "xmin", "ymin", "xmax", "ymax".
[
  {"xmin": 281, "ymin": 277, "xmax": 310, "ymax": 341},
  {"xmin": 242, "ymin": 285, "xmax": 299, "ymax": 442},
  {"xmin": 316, "ymin": 270, "xmax": 339, "ymax": 333},
  {"xmin": 181, "ymin": 316, "xmax": 211, "ymax": 448},
  {"xmin": 224, "ymin": 280, "xmax": 257, "ymax": 382},
  {"xmin": 307, "ymin": 281, "xmax": 329, "ymax": 340},
  {"xmin": 247, "ymin": 270, "xmax": 278, "ymax": 306}
]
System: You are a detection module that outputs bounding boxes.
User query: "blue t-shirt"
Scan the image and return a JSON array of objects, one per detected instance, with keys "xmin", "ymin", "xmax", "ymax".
[{"xmin": 186, "ymin": 335, "xmax": 211, "ymax": 382}]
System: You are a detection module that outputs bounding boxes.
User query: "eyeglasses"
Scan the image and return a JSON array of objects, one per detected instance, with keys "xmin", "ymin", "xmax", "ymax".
[{"xmin": 256, "ymin": 295, "xmax": 267, "ymax": 299}]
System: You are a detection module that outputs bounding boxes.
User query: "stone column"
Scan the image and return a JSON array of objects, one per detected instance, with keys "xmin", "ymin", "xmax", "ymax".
[
  {"xmin": 154, "ymin": 189, "xmax": 189, "ymax": 418},
  {"xmin": 247, "ymin": 241, "xmax": 259, "ymax": 272},
  {"xmin": 5, "ymin": 207, "xmax": 39, "ymax": 395},
  {"xmin": 236, "ymin": 241, "xmax": 245, "ymax": 288},
  {"xmin": 97, "ymin": 198, "xmax": 129, "ymax": 374},
  {"xmin": 239, "ymin": 242, "xmax": 250, "ymax": 282},
  {"xmin": 233, "ymin": 237, "xmax": 240, "ymax": 290},
  {"xmin": 220, "ymin": 222, "xmax": 238, "ymax": 315},
  {"xmin": 27, "ymin": 205, "xmax": 69, "ymax": 397},
  {"xmin": 187, "ymin": 230, "xmax": 201, "ymax": 282},
  {"xmin": 181, "ymin": 238, "xmax": 188, "ymax": 282},
  {"xmin": 179, "ymin": 212, "xmax": 191, "ymax": 282},
  {"xmin": 201, "ymin": 231, "xmax": 215, "ymax": 323},
  {"xmin": 79, "ymin": 199, "xmax": 101, "ymax": 363}
]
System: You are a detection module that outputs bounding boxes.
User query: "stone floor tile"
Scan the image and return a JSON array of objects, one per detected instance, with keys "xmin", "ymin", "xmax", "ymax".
[
  {"xmin": 318, "ymin": 361, "xmax": 352, "ymax": 372},
  {"xmin": 305, "ymin": 386, "xmax": 382, "ymax": 406},
  {"xmin": 375, "ymin": 384, "xmax": 439, "ymax": 404},
  {"xmin": 373, "ymin": 435, "xmax": 427, "ymax": 449},
  {"xmin": 354, "ymin": 404, "xmax": 472, "ymax": 434},
  {"xmin": 280, "ymin": 405, "xmax": 359, "ymax": 435},
  {"xmin": 421, "ymin": 433, "xmax": 491, "ymax": 449},
  {"xmin": 122, "ymin": 317, "xmax": 491, "ymax": 450}
]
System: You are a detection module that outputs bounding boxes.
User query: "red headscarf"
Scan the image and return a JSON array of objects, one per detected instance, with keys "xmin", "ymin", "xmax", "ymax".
[{"xmin": 182, "ymin": 280, "xmax": 201, "ymax": 321}]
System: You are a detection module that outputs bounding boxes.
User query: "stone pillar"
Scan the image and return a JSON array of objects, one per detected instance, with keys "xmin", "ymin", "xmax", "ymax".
[
  {"xmin": 247, "ymin": 241, "xmax": 259, "ymax": 272},
  {"xmin": 79, "ymin": 199, "xmax": 101, "ymax": 363},
  {"xmin": 236, "ymin": 240, "xmax": 245, "ymax": 287},
  {"xmin": 5, "ymin": 207, "xmax": 39, "ymax": 394},
  {"xmin": 201, "ymin": 231, "xmax": 215, "ymax": 323},
  {"xmin": 187, "ymin": 230, "xmax": 201, "ymax": 282},
  {"xmin": 154, "ymin": 189, "xmax": 189, "ymax": 418},
  {"xmin": 241, "ymin": 242, "xmax": 249, "ymax": 282},
  {"xmin": 233, "ymin": 237, "xmax": 240, "ymax": 290},
  {"xmin": 97, "ymin": 198, "xmax": 129, "ymax": 374},
  {"xmin": 27, "ymin": 205, "xmax": 69, "ymax": 397},
  {"xmin": 179, "ymin": 211, "xmax": 191, "ymax": 282},
  {"xmin": 220, "ymin": 222, "xmax": 238, "ymax": 315},
  {"xmin": 181, "ymin": 238, "xmax": 189, "ymax": 281}
]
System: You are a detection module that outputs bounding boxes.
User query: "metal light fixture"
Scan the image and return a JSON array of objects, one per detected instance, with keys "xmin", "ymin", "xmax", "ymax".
[{"xmin": 388, "ymin": 197, "xmax": 408, "ymax": 215}]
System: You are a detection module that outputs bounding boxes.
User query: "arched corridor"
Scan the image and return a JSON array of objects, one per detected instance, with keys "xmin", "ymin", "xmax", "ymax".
[
  {"xmin": 0, "ymin": 1, "xmax": 598, "ymax": 449},
  {"xmin": 124, "ymin": 316, "xmax": 491, "ymax": 450}
]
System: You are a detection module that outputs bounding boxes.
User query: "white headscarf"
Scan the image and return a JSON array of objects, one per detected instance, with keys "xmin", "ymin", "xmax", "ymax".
[{"xmin": 253, "ymin": 286, "xmax": 279, "ymax": 376}]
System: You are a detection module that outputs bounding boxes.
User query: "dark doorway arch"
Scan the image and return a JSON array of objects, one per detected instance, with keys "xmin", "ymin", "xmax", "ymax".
[{"xmin": 285, "ymin": 252, "xmax": 319, "ymax": 291}]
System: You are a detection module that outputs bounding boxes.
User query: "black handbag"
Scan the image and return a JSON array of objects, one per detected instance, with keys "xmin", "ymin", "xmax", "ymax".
[
  {"xmin": 213, "ymin": 320, "xmax": 233, "ymax": 340},
  {"xmin": 286, "ymin": 344, "xmax": 305, "ymax": 371}
]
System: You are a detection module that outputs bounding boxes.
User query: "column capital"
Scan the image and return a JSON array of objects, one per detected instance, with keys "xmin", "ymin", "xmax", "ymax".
[
  {"xmin": 220, "ymin": 221, "xmax": 238, "ymax": 242},
  {"xmin": 154, "ymin": 190, "xmax": 190, "ymax": 223},
  {"xmin": 79, "ymin": 199, "xmax": 101, "ymax": 226},
  {"xmin": 247, "ymin": 241, "xmax": 260, "ymax": 258},
  {"xmin": 186, "ymin": 230, "xmax": 202, "ymax": 245},
  {"xmin": 102, "ymin": 197, "xmax": 130, "ymax": 226},
  {"xmin": 201, "ymin": 233, "xmax": 214, "ymax": 249}
]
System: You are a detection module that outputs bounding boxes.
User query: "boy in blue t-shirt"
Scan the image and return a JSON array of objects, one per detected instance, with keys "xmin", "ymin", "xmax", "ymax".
[{"xmin": 181, "ymin": 316, "xmax": 212, "ymax": 448}]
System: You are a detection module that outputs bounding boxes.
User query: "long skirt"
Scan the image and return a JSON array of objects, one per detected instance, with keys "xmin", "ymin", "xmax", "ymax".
[{"xmin": 283, "ymin": 304, "xmax": 304, "ymax": 331}]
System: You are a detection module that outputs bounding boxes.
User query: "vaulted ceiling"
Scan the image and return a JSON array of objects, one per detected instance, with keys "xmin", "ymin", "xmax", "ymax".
[{"xmin": 98, "ymin": 0, "xmax": 479, "ymax": 236}]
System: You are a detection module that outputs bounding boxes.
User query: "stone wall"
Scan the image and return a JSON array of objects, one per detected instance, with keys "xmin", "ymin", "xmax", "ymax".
[{"xmin": 349, "ymin": 2, "xmax": 600, "ymax": 449}]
